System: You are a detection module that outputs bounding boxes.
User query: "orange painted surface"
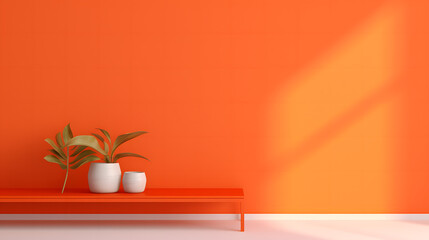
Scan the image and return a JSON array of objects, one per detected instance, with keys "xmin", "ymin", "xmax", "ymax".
[
  {"xmin": 0, "ymin": 188, "xmax": 244, "ymax": 202},
  {"xmin": 0, "ymin": 0, "xmax": 428, "ymax": 213},
  {"xmin": 0, "ymin": 188, "xmax": 245, "ymax": 231},
  {"xmin": 0, "ymin": 189, "xmax": 243, "ymax": 214}
]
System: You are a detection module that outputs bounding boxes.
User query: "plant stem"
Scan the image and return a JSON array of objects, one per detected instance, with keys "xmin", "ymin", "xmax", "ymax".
[{"xmin": 61, "ymin": 147, "xmax": 69, "ymax": 194}]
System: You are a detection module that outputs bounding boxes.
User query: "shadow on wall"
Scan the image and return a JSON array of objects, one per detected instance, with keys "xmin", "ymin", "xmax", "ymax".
[
  {"xmin": 393, "ymin": 0, "xmax": 429, "ymax": 213},
  {"xmin": 264, "ymin": 2, "xmax": 404, "ymax": 213}
]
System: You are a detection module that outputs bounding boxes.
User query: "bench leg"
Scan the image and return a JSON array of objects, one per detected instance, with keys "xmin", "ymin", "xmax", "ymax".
[{"xmin": 240, "ymin": 202, "xmax": 244, "ymax": 232}]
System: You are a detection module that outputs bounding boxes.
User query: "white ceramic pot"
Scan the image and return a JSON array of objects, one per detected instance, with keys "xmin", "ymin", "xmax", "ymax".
[
  {"xmin": 123, "ymin": 171, "xmax": 146, "ymax": 193},
  {"xmin": 88, "ymin": 163, "xmax": 121, "ymax": 193}
]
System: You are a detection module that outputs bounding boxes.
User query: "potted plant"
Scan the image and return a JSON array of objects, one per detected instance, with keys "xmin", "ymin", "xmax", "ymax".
[
  {"xmin": 65, "ymin": 129, "xmax": 149, "ymax": 193},
  {"xmin": 43, "ymin": 124, "xmax": 100, "ymax": 193}
]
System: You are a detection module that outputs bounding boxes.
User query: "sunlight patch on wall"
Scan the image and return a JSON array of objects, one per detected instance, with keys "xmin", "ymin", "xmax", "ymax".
[{"xmin": 266, "ymin": 4, "xmax": 402, "ymax": 212}]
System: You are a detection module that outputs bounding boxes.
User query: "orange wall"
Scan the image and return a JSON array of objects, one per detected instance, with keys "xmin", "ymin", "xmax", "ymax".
[{"xmin": 0, "ymin": 0, "xmax": 428, "ymax": 213}]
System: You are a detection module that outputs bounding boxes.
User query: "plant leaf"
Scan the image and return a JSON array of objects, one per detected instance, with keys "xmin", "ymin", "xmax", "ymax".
[
  {"xmin": 45, "ymin": 138, "xmax": 66, "ymax": 159},
  {"xmin": 91, "ymin": 133, "xmax": 105, "ymax": 142},
  {"xmin": 112, "ymin": 131, "xmax": 147, "ymax": 155},
  {"xmin": 63, "ymin": 123, "xmax": 73, "ymax": 144},
  {"xmin": 55, "ymin": 132, "xmax": 64, "ymax": 148},
  {"xmin": 104, "ymin": 141, "xmax": 109, "ymax": 154},
  {"xmin": 70, "ymin": 145, "xmax": 86, "ymax": 157},
  {"xmin": 70, "ymin": 149, "xmax": 96, "ymax": 164},
  {"xmin": 70, "ymin": 155, "xmax": 100, "ymax": 169},
  {"xmin": 113, "ymin": 152, "xmax": 149, "ymax": 162},
  {"xmin": 44, "ymin": 155, "xmax": 66, "ymax": 169},
  {"xmin": 49, "ymin": 149, "xmax": 65, "ymax": 160},
  {"xmin": 65, "ymin": 135, "xmax": 106, "ymax": 155},
  {"xmin": 97, "ymin": 128, "xmax": 111, "ymax": 144}
]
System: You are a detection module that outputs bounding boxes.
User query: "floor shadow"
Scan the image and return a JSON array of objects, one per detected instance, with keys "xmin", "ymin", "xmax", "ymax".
[
  {"xmin": 0, "ymin": 220, "xmax": 324, "ymax": 239},
  {"xmin": 0, "ymin": 220, "xmax": 237, "ymax": 231},
  {"xmin": 314, "ymin": 220, "xmax": 429, "ymax": 239},
  {"xmin": 402, "ymin": 221, "xmax": 429, "ymax": 227}
]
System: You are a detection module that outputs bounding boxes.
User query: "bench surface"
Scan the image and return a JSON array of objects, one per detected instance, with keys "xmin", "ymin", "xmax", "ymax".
[
  {"xmin": 0, "ymin": 188, "xmax": 245, "ymax": 231},
  {"xmin": 0, "ymin": 188, "xmax": 244, "ymax": 202}
]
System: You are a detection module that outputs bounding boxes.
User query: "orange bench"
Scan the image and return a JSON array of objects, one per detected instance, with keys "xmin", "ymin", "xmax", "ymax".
[{"xmin": 0, "ymin": 188, "xmax": 245, "ymax": 231}]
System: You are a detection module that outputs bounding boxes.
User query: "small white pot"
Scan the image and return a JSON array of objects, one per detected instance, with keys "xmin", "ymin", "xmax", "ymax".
[
  {"xmin": 88, "ymin": 163, "xmax": 121, "ymax": 193},
  {"xmin": 123, "ymin": 171, "xmax": 146, "ymax": 193}
]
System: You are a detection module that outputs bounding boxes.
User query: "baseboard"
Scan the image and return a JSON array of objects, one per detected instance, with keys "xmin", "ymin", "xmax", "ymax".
[
  {"xmin": 0, "ymin": 214, "xmax": 239, "ymax": 221},
  {"xmin": 246, "ymin": 214, "xmax": 429, "ymax": 220},
  {"xmin": 1, "ymin": 214, "xmax": 429, "ymax": 221}
]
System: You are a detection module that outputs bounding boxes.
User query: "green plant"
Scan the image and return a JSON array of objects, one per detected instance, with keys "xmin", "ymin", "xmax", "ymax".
[
  {"xmin": 65, "ymin": 129, "xmax": 149, "ymax": 163},
  {"xmin": 43, "ymin": 124, "xmax": 100, "ymax": 193}
]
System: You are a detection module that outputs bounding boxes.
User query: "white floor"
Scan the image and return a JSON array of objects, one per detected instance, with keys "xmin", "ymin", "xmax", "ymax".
[{"xmin": 1, "ymin": 220, "xmax": 429, "ymax": 240}]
